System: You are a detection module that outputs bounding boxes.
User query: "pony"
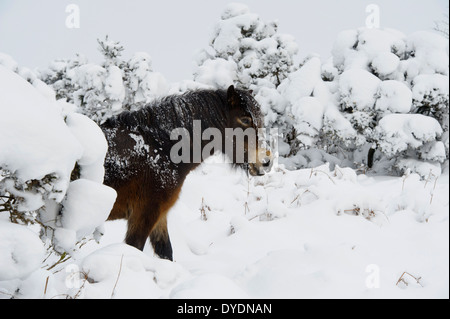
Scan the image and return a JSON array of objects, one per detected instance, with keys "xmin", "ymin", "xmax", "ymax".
[{"xmin": 101, "ymin": 85, "xmax": 272, "ymax": 260}]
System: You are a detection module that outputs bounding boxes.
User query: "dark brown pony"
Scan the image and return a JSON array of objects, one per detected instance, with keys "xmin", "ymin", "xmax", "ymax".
[{"xmin": 101, "ymin": 85, "xmax": 272, "ymax": 260}]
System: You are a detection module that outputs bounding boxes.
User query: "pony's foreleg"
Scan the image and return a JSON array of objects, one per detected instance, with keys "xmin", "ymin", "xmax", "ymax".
[
  {"xmin": 125, "ymin": 201, "xmax": 159, "ymax": 252},
  {"xmin": 149, "ymin": 215, "xmax": 173, "ymax": 261},
  {"xmin": 125, "ymin": 186, "xmax": 180, "ymax": 261},
  {"xmin": 148, "ymin": 186, "xmax": 182, "ymax": 261}
]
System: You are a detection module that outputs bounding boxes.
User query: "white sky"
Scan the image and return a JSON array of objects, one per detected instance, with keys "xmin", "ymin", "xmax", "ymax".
[{"xmin": 0, "ymin": 0, "xmax": 448, "ymax": 82}]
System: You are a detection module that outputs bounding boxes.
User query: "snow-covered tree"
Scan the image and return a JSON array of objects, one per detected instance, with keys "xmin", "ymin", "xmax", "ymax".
[
  {"xmin": 39, "ymin": 37, "xmax": 169, "ymax": 123},
  {"xmin": 39, "ymin": 54, "xmax": 88, "ymax": 100},
  {"xmin": 434, "ymin": 10, "xmax": 449, "ymax": 39},
  {"xmin": 194, "ymin": 3, "xmax": 299, "ymax": 154},
  {"xmin": 123, "ymin": 52, "xmax": 169, "ymax": 112},
  {"xmin": 97, "ymin": 36, "xmax": 125, "ymax": 68},
  {"xmin": 195, "ymin": 3, "xmax": 298, "ymax": 90}
]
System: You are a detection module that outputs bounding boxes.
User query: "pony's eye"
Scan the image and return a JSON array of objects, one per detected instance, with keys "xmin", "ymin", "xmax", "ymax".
[{"xmin": 239, "ymin": 117, "xmax": 252, "ymax": 126}]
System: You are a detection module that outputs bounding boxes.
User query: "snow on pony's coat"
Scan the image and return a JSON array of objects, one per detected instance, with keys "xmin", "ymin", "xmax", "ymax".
[{"xmin": 101, "ymin": 86, "xmax": 271, "ymax": 261}]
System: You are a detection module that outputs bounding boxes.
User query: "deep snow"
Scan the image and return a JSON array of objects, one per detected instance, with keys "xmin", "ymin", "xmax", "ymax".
[{"xmin": 42, "ymin": 158, "xmax": 449, "ymax": 299}]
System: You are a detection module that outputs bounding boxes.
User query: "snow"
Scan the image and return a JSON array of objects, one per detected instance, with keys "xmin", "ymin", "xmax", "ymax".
[
  {"xmin": 255, "ymin": 86, "xmax": 287, "ymax": 117},
  {"xmin": 80, "ymin": 243, "xmax": 185, "ymax": 298},
  {"xmin": 0, "ymin": 65, "xmax": 82, "ymax": 198},
  {"xmin": 322, "ymin": 105, "xmax": 358, "ymax": 146},
  {"xmin": 375, "ymin": 113, "xmax": 443, "ymax": 157},
  {"xmin": 220, "ymin": 2, "xmax": 250, "ymax": 20},
  {"xmin": 291, "ymin": 97, "xmax": 325, "ymax": 147},
  {"xmin": 59, "ymin": 179, "xmax": 117, "ymax": 249},
  {"xmin": 420, "ymin": 141, "xmax": 447, "ymax": 163},
  {"xmin": 170, "ymin": 273, "xmax": 249, "ymax": 299},
  {"xmin": 169, "ymin": 161, "xmax": 448, "ymax": 299},
  {"xmin": 58, "ymin": 160, "xmax": 447, "ymax": 299},
  {"xmin": 0, "ymin": 53, "xmax": 19, "ymax": 71},
  {"xmin": 70, "ymin": 64, "xmax": 105, "ymax": 93},
  {"xmin": 65, "ymin": 112, "xmax": 108, "ymax": 183},
  {"xmin": 65, "ymin": 113, "xmax": 106, "ymax": 166},
  {"xmin": 331, "ymin": 29, "xmax": 359, "ymax": 70},
  {"xmin": 356, "ymin": 28, "xmax": 405, "ymax": 59},
  {"xmin": 0, "ymin": 62, "xmax": 118, "ymax": 292},
  {"xmin": 375, "ymin": 80, "xmax": 412, "ymax": 114},
  {"xmin": 2, "ymin": 158, "xmax": 445, "ymax": 299},
  {"xmin": 212, "ymin": 10, "xmax": 261, "ymax": 58},
  {"xmin": 371, "ymin": 52, "xmax": 400, "ymax": 77},
  {"xmin": 144, "ymin": 72, "xmax": 170, "ymax": 98},
  {"xmin": 332, "ymin": 28, "xmax": 405, "ymax": 73},
  {"xmin": 279, "ymin": 57, "xmax": 323, "ymax": 103},
  {"xmin": 104, "ymin": 65, "xmax": 125, "ymax": 112},
  {"xmin": 405, "ymin": 31, "xmax": 449, "ymax": 77},
  {"xmin": 412, "ymin": 74, "xmax": 449, "ymax": 109},
  {"xmin": 0, "ymin": 222, "xmax": 46, "ymax": 281},
  {"xmin": 194, "ymin": 58, "xmax": 237, "ymax": 89},
  {"xmin": 339, "ymin": 68, "xmax": 381, "ymax": 111},
  {"xmin": 395, "ymin": 158, "xmax": 442, "ymax": 179},
  {"xmin": 292, "ymin": 97, "xmax": 324, "ymax": 132}
]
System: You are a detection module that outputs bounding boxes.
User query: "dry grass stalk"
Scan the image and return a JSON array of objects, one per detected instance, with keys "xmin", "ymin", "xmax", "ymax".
[
  {"xmin": 199, "ymin": 197, "xmax": 210, "ymax": 221},
  {"xmin": 111, "ymin": 254, "xmax": 124, "ymax": 298},
  {"xmin": 396, "ymin": 271, "xmax": 423, "ymax": 288}
]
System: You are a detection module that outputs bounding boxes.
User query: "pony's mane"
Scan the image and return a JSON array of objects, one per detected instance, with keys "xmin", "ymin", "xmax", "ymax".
[{"xmin": 103, "ymin": 88, "xmax": 262, "ymax": 137}]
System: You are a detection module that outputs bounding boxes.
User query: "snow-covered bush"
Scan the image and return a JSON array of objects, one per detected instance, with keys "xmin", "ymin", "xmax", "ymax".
[
  {"xmin": 193, "ymin": 9, "xmax": 449, "ymax": 175},
  {"xmin": 275, "ymin": 56, "xmax": 332, "ymax": 156},
  {"xmin": 193, "ymin": 5, "xmax": 448, "ymax": 174},
  {"xmin": 402, "ymin": 31, "xmax": 449, "ymax": 82},
  {"xmin": 37, "ymin": 53, "xmax": 88, "ymax": 100},
  {"xmin": 412, "ymin": 74, "xmax": 449, "ymax": 127},
  {"xmin": 320, "ymin": 27, "xmax": 449, "ymax": 176},
  {"xmin": 374, "ymin": 114, "xmax": 445, "ymax": 176},
  {"xmin": 0, "ymin": 57, "xmax": 117, "ymax": 297},
  {"xmin": 331, "ymin": 28, "xmax": 406, "ymax": 75},
  {"xmin": 0, "ymin": 53, "xmax": 56, "ymax": 100},
  {"xmin": 39, "ymin": 37, "xmax": 169, "ymax": 123}
]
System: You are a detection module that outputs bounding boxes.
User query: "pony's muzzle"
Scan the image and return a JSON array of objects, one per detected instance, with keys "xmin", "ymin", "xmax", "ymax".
[
  {"xmin": 249, "ymin": 149, "xmax": 273, "ymax": 176},
  {"xmin": 260, "ymin": 150, "xmax": 273, "ymax": 173}
]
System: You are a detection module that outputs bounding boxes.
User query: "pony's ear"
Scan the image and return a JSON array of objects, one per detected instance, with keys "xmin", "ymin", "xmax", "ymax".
[{"xmin": 227, "ymin": 85, "xmax": 240, "ymax": 109}]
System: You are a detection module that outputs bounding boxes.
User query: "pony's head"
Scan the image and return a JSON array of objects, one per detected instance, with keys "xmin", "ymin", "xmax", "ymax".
[{"xmin": 225, "ymin": 85, "xmax": 273, "ymax": 176}]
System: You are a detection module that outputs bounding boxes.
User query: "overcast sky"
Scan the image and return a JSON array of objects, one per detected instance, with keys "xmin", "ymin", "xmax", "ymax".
[{"xmin": 0, "ymin": 0, "xmax": 448, "ymax": 82}]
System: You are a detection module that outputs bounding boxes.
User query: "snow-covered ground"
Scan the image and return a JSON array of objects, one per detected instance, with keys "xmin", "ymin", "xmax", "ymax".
[{"xmin": 45, "ymin": 157, "xmax": 448, "ymax": 299}]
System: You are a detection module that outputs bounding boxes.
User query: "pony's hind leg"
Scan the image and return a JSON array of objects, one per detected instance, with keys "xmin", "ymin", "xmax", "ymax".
[{"xmin": 149, "ymin": 215, "xmax": 173, "ymax": 261}]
